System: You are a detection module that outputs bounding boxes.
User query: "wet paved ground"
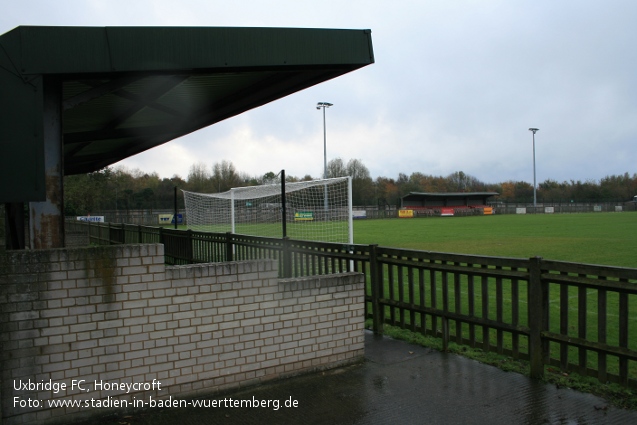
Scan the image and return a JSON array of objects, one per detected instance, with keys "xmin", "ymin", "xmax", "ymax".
[{"xmin": 93, "ymin": 331, "xmax": 637, "ymax": 425}]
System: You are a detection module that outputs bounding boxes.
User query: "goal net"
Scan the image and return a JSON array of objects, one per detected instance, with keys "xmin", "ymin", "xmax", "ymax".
[{"xmin": 182, "ymin": 176, "xmax": 353, "ymax": 244}]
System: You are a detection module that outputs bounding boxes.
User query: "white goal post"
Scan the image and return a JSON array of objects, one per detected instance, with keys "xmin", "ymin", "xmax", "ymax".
[{"xmin": 182, "ymin": 176, "xmax": 353, "ymax": 244}]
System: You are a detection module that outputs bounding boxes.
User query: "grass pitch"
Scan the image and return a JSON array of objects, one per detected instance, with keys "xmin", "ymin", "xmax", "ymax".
[
  {"xmin": 354, "ymin": 212, "xmax": 637, "ymax": 268},
  {"xmin": 355, "ymin": 212, "xmax": 637, "ymax": 401}
]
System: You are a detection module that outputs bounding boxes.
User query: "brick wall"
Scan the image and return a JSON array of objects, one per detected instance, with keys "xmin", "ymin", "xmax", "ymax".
[{"xmin": 0, "ymin": 244, "xmax": 365, "ymax": 425}]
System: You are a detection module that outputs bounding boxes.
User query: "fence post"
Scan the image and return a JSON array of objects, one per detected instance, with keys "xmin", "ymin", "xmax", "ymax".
[
  {"xmin": 528, "ymin": 256, "xmax": 547, "ymax": 379},
  {"xmin": 225, "ymin": 232, "xmax": 233, "ymax": 262},
  {"xmin": 369, "ymin": 244, "xmax": 384, "ymax": 335},
  {"xmin": 441, "ymin": 268, "xmax": 449, "ymax": 351},
  {"xmin": 186, "ymin": 229, "xmax": 194, "ymax": 264},
  {"xmin": 282, "ymin": 237, "xmax": 292, "ymax": 278}
]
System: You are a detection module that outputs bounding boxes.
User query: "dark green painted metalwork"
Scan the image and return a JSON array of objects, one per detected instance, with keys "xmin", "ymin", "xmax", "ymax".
[{"xmin": 0, "ymin": 26, "xmax": 374, "ymax": 203}]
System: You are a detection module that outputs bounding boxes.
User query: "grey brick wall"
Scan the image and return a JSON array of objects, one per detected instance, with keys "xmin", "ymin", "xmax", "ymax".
[{"xmin": 0, "ymin": 244, "xmax": 365, "ymax": 425}]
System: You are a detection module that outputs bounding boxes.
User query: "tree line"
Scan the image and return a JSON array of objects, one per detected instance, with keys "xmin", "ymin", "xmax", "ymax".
[{"xmin": 63, "ymin": 159, "xmax": 637, "ymax": 216}]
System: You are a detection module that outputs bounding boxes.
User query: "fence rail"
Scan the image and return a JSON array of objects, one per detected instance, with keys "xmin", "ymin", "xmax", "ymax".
[{"xmin": 72, "ymin": 221, "xmax": 637, "ymax": 388}]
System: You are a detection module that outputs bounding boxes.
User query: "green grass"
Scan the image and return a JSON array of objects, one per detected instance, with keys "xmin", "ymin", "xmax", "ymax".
[
  {"xmin": 177, "ymin": 212, "xmax": 637, "ymax": 266},
  {"xmin": 355, "ymin": 213, "xmax": 637, "ymax": 407},
  {"xmin": 354, "ymin": 212, "xmax": 637, "ymax": 268}
]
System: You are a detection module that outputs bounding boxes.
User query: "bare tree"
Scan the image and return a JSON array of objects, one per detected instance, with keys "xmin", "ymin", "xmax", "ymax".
[
  {"xmin": 346, "ymin": 158, "xmax": 370, "ymax": 180},
  {"xmin": 326, "ymin": 158, "xmax": 347, "ymax": 178},
  {"xmin": 187, "ymin": 162, "xmax": 211, "ymax": 192},
  {"xmin": 212, "ymin": 160, "xmax": 242, "ymax": 192},
  {"xmin": 347, "ymin": 158, "xmax": 374, "ymax": 205},
  {"xmin": 447, "ymin": 171, "xmax": 482, "ymax": 192}
]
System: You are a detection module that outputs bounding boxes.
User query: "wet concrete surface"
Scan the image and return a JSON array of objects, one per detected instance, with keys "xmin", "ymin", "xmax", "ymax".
[{"xmin": 93, "ymin": 331, "xmax": 637, "ymax": 425}]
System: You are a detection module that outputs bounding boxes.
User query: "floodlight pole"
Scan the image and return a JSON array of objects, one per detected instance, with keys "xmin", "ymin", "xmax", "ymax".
[
  {"xmin": 317, "ymin": 102, "xmax": 333, "ymax": 211},
  {"xmin": 529, "ymin": 128, "xmax": 539, "ymax": 208}
]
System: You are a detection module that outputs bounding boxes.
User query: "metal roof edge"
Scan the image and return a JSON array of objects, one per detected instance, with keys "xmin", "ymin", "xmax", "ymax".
[{"xmin": 2, "ymin": 26, "xmax": 374, "ymax": 76}]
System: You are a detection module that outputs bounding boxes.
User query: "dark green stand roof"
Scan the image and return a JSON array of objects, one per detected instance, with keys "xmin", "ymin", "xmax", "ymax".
[
  {"xmin": 0, "ymin": 26, "xmax": 374, "ymax": 202},
  {"xmin": 401, "ymin": 192, "xmax": 500, "ymax": 208}
]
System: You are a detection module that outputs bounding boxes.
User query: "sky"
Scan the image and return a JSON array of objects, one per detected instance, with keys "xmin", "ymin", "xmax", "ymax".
[{"xmin": 3, "ymin": 1, "xmax": 637, "ymax": 185}]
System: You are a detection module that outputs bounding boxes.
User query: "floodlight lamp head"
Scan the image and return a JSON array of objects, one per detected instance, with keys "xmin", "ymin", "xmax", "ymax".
[
  {"xmin": 316, "ymin": 102, "xmax": 333, "ymax": 109},
  {"xmin": 529, "ymin": 128, "xmax": 539, "ymax": 133}
]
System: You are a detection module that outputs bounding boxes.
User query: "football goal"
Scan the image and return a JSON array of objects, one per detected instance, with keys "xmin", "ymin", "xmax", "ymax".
[{"xmin": 182, "ymin": 176, "xmax": 353, "ymax": 244}]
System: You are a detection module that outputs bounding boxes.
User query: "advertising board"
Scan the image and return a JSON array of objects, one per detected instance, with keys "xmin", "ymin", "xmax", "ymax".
[
  {"xmin": 159, "ymin": 214, "xmax": 183, "ymax": 225},
  {"xmin": 294, "ymin": 211, "xmax": 314, "ymax": 221},
  {"xmin": 398, "ymin": 209, "xmax": 414, "ymax": 218},
  {"xmin": 76, "ymin": 216, "xmax": 104, "ymax": 222},
  {"xmin": 353, "ymin": 210, "xmax": 367, "ymax": 219}
]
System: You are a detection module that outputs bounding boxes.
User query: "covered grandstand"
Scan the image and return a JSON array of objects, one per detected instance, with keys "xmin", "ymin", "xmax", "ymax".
[{"xmin": 400, "ymin": 192, "xmax": 499, "ymax": 216}]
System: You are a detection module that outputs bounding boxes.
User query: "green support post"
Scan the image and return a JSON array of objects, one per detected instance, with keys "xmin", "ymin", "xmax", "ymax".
[
  {"xmin": 282, "ymin": 237, "xmax": 292, "ymax": 278},
  {"xmin": 528, "ymin": 256, "xmax": 547, "ymax": 379},
  {"xmin": 369, "ymin": 244, "xmax": 384, "ymax": 335},
  {"xmin": 225, "ymin": 232, "xmax": 234, "ymax": 262},
  {"xmin": 186, "ymin": 229, "xmax": 193, "ymax": 264}
]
